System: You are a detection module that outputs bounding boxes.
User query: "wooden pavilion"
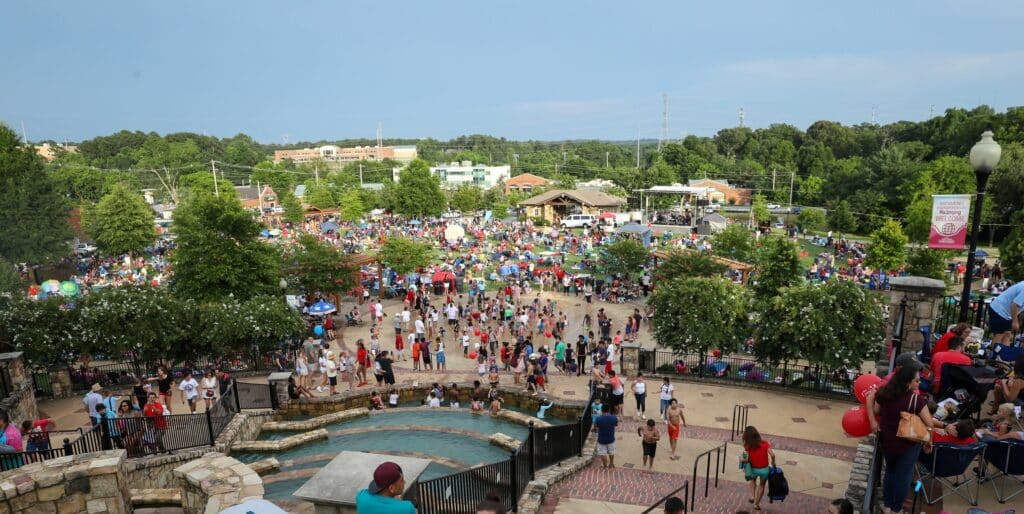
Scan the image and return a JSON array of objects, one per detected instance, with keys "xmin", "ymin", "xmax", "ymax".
[{"xmin": 652, "ymin": 248, "xmax": 754, "ymax": 285}]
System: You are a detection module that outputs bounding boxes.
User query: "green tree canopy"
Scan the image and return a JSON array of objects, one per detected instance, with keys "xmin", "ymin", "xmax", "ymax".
[
  {"xmin": 0, "ymin": 125, "xmax": 71, "ymax": 264},
  {"xmin": 337, "ymin": 188, "xmax": 366, "ymax": 222},
  {"xmin": 752, "ymin": 237, "xmax": 802, "ymax": 303},
  {"xmin": 796, "ymin": 207, "xmax": 826, "ymax": 232},
  {"xmin": 290, "ymin": 234, "xmax": 356, "ymax": 298},
  {"xmin": 170, "ymin": 193, "xmax": 280, "ymax": 302},
  {"xmin": 828, "ymin": 200, "xmax": 857, "ymax": 235},
  {"xmin": 650, "ymin": 277, "xmax": 750, "ymax": 354},
  {"xmin": 866, "ymin": 219, "xmax": 908, "ymax": 272},
  {"xmin": 599, "ymin": 239, "xmax": 649, "ymax": 278},
  {"xmin": 378, "ymin": 236, "xmax": 433, "ymax": 274},
  {"xmin": 394, "ymin": 160, "xmax": 445, "ymax": 217},
  {"xmin": 86, "ymin": 184, "xmax": 156, "ymax": 256},
  {"xmin": 750, "ymin": 194, "xmax": 771, "ymax": 224},
  {"xmin": 449, "ymin": 184, "xmax": 483, "ymax": 213},
  {"xmin": 712, "ymin": 224, "xmax": 755, "ymax": 263},
  {"xmin": 0, "ymin": 257, "xmax": 24, "ymax": 295},
  {"xmin": 999, "ymin": 211, "xmax": 1024, "ymax": 281},
  {"xmin": 652, "ymin": 250, "xmax": 728, "ymax": 282},
  {"xmin": 905, "ymin": 248, "xmax": 950, "ymax": 280}
]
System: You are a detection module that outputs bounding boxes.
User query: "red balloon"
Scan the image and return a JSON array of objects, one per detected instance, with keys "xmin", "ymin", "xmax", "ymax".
[
  {"xmin": 545, "ymin": 331, "xmax": 552, "ymax": 338},
  {"xmin": 853, "ymin": 374, "xmax": 883, "ymax": 404},
  {"xmin": 841, "ymin": 406, "xmax": 871, "ymax": 438},
  {"xmin": 468, "ymin": 352, "xmax": 478, "ymax": 359},
  {"xmin": 473, "ymin": 328, "xmax": 481, "ymax": 337}
]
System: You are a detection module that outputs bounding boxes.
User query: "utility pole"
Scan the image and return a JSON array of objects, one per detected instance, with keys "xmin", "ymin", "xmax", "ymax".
[
  {"xmin": 315, "ymin": 164, "xmax": 320, "ymax": 184},
  {"xmin": 605, "ymin": 151, "xmax": 609, "ymax": 168},
  {"xmin": 257, "ymin": 181, "xmax": 263, "ymax": 212},
  {"xmin": 658, "ymin": 93, "xmax": 668, "ymax": 151},
  {"xmin": 358, "ymin": 163, "xmax": 364, "ymax": 185},
  {"xmin": 20, "ymin": 121, "xmax": 27, "ymax": 144},
  {"xmin": 789, "ymin": 172, "xmax": 795, "ymax": 208},
  {"xmin": 562, "ymin": 152, "xmax": 567, "ymax": 164},
  {"xmin": 772, "ymin": 169, "xmax": 777, "ymax": 191},
  {"xmin": 929, "ymin": 105, "xmax": 935, "ymax": 119},
  {"xmin": 871, "ymin": 106, "xmax": 878, "ymax": 124},
  {"xmin": 738, "ymin": 107, "xmax": 745, "ymax": 128},
  {"xmin": 636, "ymin": 131, "xmax": 641, "ymax": 169},
  {"xmin": 211, "ymin": 161, "xmax": 219, "ymax": 197}
]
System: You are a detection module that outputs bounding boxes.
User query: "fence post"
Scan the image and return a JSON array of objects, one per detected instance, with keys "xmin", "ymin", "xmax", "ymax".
[
  {"xmin": 63, "ymin": 438, "xmax": 73, "ymax": 457},
  {"xmin": 232, "ymin": 378, "xmax": 241, "ymax": 412},
  {"xmin": 99, "ymin": 417, "xmax": 112, "ymax": 451},
  {"xmin": 509, "ymin": 450, "xmax": 519, "ymax": 513},
  {"xmin": 698, "ymin": 350, "xmax": 705, "ymax": 378},
  {"xmin": 269, "ymin": 382, "xmax": 279, "ymax": 410},
  {"xmin": 528, "ymin": 421, "xmax": 536, "ymax": 480},
  {"xmin": 205, "ymin": 410, "xmax": 216, "ymax": 446},
  {"xmin": 781, "ymin": 361, "xmax": 788, "ymax": 386}
]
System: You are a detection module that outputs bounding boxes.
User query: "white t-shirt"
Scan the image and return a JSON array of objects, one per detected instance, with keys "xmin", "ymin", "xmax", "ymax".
[
  {"xmin": 402, "ymin": 310, "xmax": 411, "ymax": 323},
  {"xmin": 388, "ymin": 392, "xmax": 399, "ymax": 406},
  {"xmin": 659, "ymin": 383, "xmax": 674, "ymax": 401},
  {"xmin": 414, "ymin": 319, "xmax": 425, "ymax": 334},
  {"xmin": 178, "ymin": 378, "xmax": 199, "ymax": 400},
  {"xmin": 374, "ymin": 303, "xmax": 383, "ymax": 318},
  {"xmin": 428, "ymin": 397, "xmax": 441, "ymax": 408},
  {"xmin": 326, "ymin": 360, "xmax": 338, "ymax": 378},
  {"xmin": 633, "ymin": 381, "xmax": 646, "ymax": 395},
  {"xmin": 461, "ymin": 335, "xmax": 470, "ymax": 348}
]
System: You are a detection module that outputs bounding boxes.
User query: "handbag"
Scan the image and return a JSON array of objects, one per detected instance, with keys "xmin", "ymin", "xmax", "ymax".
[{"xmin": 896, "ymin": 393, "xmax": 931, "ymax": 444}]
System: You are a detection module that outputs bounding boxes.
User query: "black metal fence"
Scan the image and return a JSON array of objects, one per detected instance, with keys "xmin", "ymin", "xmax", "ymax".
[
  {"xmin": 235, "ymin": 380, "xmax": 276, "ymax": 410},
  {"xmin": 935, "ymin": 295, "xmax": 988, "ymax": 335},
  {"xmin": 642, "ymin": 481, "xmax": 690, "ymax": 514},
  {"xmin": 65, "ymin": 353, "xmax": 275, "ymax": 392},
  {"xmin": 639, "ymin": 348, "xmax": 856, "ymax": 398}
]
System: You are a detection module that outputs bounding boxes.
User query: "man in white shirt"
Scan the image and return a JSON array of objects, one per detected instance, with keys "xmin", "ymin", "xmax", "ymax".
[
  {"xmin": 402, "ymin": 307, "xmax": 411, "ymax": 330},
  {"xmin": 414, "ymin": 317, "xmax": 425, "ymax": 337},
  {"xmin": 178, "ymin": 371, "xmax": 200, "ymax": 414},
  {"xmin": 658, "ymin": 378, "xmax": 675, "ymax": 422}
]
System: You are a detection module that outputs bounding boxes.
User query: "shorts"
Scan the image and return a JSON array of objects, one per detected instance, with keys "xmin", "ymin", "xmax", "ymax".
[
  {"xmin": 384, "ymin": 374, "xmax": 395, "ymax": 385},
  {"xmin": 328, "ymin": 376, "xmax": 338, "ymax": 386},
  {"xmin": 595, "ymin": 442, "xmax": 615, "ymax": 456},
  {"xmin": 395, "ymin": 336, "xmax": 404, "ymax": 349},
  {"xmin": 667, "ymin": 423, "xmax": 680, "ymax": 441},
  {"xmin": 296, "ymin": 367, "xmax": 308, "ymax": 376},
  {"xmin": 436, "ymin": 352, "xmax": 446, "ymax": 365},
  {"xmin": 610, "ymin": 393, "xmax": 624, "ymax": 407},
  {"xmin": 749, "ymin": 466, "xmax": 770, "ymax": 481},
  {"xmin": 642, "ymin": 441, "xmax": 657, "ymax": 457},
  {"xmin": 990, "ymin": 307, "xmax": 1013, "ymax": 333}
]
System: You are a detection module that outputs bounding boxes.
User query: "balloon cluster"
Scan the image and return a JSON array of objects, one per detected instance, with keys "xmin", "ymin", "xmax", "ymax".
[{"xmin": 841, "ymin": 374, "xmax": 882, "ymax": 437}]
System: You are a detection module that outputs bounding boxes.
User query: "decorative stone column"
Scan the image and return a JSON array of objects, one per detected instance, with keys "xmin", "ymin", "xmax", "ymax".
[
  {"xmin": 0, "ymin": 351, "xmax": 38, "ymax": 422},
  {"xmin": 268, "ymin": 372, "xmax": 292, "ymax": 409},
  {"xmin": 620, "ymin": 343, "xmax": 641, "ymax": 377},
  {"xmin": 886, "ymin": 276, "xmax": 947, "ymax": 357},
  {"xmin": 49, "ymin": 366, "xmax": 73, "ymax": 399}
]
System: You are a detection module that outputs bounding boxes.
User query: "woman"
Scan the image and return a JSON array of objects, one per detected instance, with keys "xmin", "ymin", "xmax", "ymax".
[
  {"xmin": 740, "ymin": 426, "xmax": 775, "ymax": 512},
  {"xmin": 990, "ymin": 354, "xmax": 1024, "ymax": 414},
  {"xmin": 868, "ymin": 365, "xmax": 939, "ymax": 514},
  {"xmin": 631, "ymin": 374, "xmax": 647, "ymax": 420},
  {"xmin": 200, "ymin": 371, "xmax": 218, "ymax": 411},
  {"xmin": 295, "ymin": 351, "xmax": 310, "ymax": 390},
  {"xmin": 116, "ymin": 400, "xmax": 141, "ymax": 454}
]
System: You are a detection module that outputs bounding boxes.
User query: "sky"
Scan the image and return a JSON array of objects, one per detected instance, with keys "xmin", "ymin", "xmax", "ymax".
[{"xmin": 2, "ymin": 1, "xmax": 1023, "ymax": 144}]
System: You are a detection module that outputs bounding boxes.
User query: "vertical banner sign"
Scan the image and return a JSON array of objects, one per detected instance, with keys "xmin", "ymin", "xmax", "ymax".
[{"xmin": 928, "ymin": 194, "xmax": 971, "ymax": 249}]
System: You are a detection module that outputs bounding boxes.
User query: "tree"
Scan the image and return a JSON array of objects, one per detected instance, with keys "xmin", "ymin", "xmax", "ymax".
[
  {"xmin": 281, "ymin": 191, "xmax": 304, "ymax": 224},
  {"xmin": 394, "ymin": 159, "xmax": 446, "ymax": 217},
  {"xmin": 712, "ymin": 224, "xmax": 755, "ymax": 263},
  {"xmin": 650, "ymin": 277, "xmax": 750, "ymax": 354},
  {"xmin": 170, "ymin": 193, "xmax": 280, "ymax": 302},
  {"xmin": 290, "ymin": 234, "xmax": 356, "ymax": 298},
  {"xmin": 449, "ymin": 185, "xmax": 483, "ymax": 213},
  {"xmin": 750, "ymin": 194, "xmax": 771, "ymax": 225},
  {"xmin": 305, "ymin": 183, "xmax": 336, "ymax": 210},
  {"xmin": 905, "ymin": 248, "xmax": 949, "ymax": 280},
  {"xmin": 866, "ymin": 219, "xmax": 908, "ymax": 272},
  {"xmin": 796, "ymin": 207, "xmax": 826, "ymax": 232},
  {"xmin": 828, "ymin": 200, "xmax": 857, "ymax": 235},
  {"xmin": 337, "ymin": 188, "xmax": 366, "ymax": 222},
  {"xmin": 797, "ymin": 175, "xmax": 825, "ymax": 205},
  {"xmin": 86, "ymin": 184, "xmax": 156, "ymax": 256},
  {"xmin": 223, "ymin": 134, "xmax": 263, "ymax": 167},
  {"xmin": 0, "ymin": 125, "xmax": 71, "ymax": 264},
  {"xmin": 754, "ymin": 280, "xmax": 884, "ymax": 369},
  {"xmin": 0, "ymin": 295, "xmax": 82, "ymax": 366},
  {"xmin": 599, "ymin": 239, "xmax": 649, "ymax": 278},
  {"xmin": 378, "ymin": 236, "xmax": 433, "ymax": 274},
  {"xmin": 652, "ymin": 250, "xmax": 727, "ymax": 282},
  {"xmin": 752, "ymin": 237, "xmax": 802, "ymax": 303},
  {"xmin": 76, "ymin": 285, "xmax": 197, "ymax": 364},
  {"xmin": 999, "ymin": 211, "xmax": 1024, "ymax": 281},
  {"xmin": 0, "ymin": 257, "xmax": 24, "ymax": 294}
]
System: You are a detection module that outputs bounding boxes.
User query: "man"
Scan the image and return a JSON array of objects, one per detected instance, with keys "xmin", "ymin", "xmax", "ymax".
[
  {"xmin": 990, "ymin": 280, "xmax": 1024, "ymax": 344},
  {"xmin": 553, "ymin": 339, "xmax": 566, "ymax": 373},
  {"xmin": 178, "ymin": 371, "xmax": 200, "ymax": 414},
  {"xmin": 930, "ymin": 337, "xmax": 972, "ymax": 394},
  {"xmin": 374, "ymin": 298, "xmax": 385, "ymax": 324},
  {"xmin": 575, "ymin": 335, "xmax": 588, "ymax": 376},
  {"xmin": 355, "ymin": 461, "xmax": 416, "ymax": 514},
  {"xmin": 663, "ymin": 497, "xmax": 685, "ymax": 514},
  {"xmin": 83, "ymin": 384, "xmax": 104, "ymax": 426},
  {"xmin": 637, "ymin": 418, "xmax": 660, "ymax": 469},
  {"xmin": 594, "ymin": 404, "xmax": 618, "ymax": 468},
  {"xmin": 325, "ymin": 351, "xmax": 339, "ymax": 395},
  {"xmin": 665, "ymin": 398, "xmax": 687, "ymax": 461},
  {"xmin": 20, "ymin": 418, "xmax": 55, "ymax": 452},
  {"xmin": 608, "ymin": 370, "xmax": 625, "ymax": 415},
  {"xmin": 142, "ymin": 391, "xmax": 168, "ymax": 452}
]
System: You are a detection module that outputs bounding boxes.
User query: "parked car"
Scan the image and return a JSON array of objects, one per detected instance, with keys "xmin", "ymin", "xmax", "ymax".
[
  {"xmin": 705, "ymin": 204, "xmax": 720, "ymax": 213},
  {"xmin": 73, "ymin": 243, "xmax": 97, "ymax": 256},
  {"xmin": 767, "ymin": 203, "xmax": 781, "ymax": 209},
  {"xmin": 560, "ymin": 214, "xmax": 597, "ymax": 228}
]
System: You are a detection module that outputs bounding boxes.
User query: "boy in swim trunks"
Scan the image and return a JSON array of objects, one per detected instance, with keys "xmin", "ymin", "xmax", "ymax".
[
  {"xmin": 637, "ymin": 418, "xmax": 660, "ymax": 469},
  {"xmin": 665, "ymin": 398, "xmax": 687, "ymax": 460}
]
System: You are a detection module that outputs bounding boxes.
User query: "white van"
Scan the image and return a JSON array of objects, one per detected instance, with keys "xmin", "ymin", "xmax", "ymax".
[{"xmin": 560, "ymin": 214, "xmax": 596, "ymax": 228}]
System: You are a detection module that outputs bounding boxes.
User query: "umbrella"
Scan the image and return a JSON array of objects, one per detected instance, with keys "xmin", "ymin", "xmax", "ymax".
[
  {"xmin": 41, "ymin": 279, "xmax": 61, "ymax": 293},
  {"xmin": 58, "ymin": 281, "xmax": 80, "ymax": 297},
  {"xmin": 260, "ymin": 229, "xmax": 271, "ymax": 237},
  {"xmin": 444, "ymin": 224, "xmax": 465, "ymax": 243},
  {"xmin": 308, "ymin": 301, "xmax": 337, "ymax": 316},
  {"xmin": 320, "ymin": 222, "xmax": 339, "ymax": 232},
  {"xmin": 975, "ymin": 249, "xmax": 989, "ymax": 258},
  {"xmin": 408, "ymin": 220, "xmax": 422, "ymax": 225},
  {"xmin": 269, "ymin": 229, "xmax": 282, "ymax": 237}
]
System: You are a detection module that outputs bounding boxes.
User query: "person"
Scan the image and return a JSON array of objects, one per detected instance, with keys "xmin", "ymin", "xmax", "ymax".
[
  {"xmin": 0, "ymin": 411, "xmax": 23, "ymax": 454},
  {"xmin": 325, "ymin": 351, "xmax": 339, "ymax": 395},
  {"xmin": 868, "ymin": 365, "xmax": 939, "ymax": 514},
  {"xmin": 575, "ymin": 335, "xmax": 588, "ymax": 376},
  {"xmin": 554, "ymin": 339, "xmax": 566, "ymax": 372},
  {"xmin": 608, "ymin": 370, "xmax": 624, "ymax": 415},
  {"xmin": 178, "ymin": 371, "xmax": 200, "ymax": 414},
  {"xmin": 447, "ymin": 384, "xmax": 460, "ymax": 408},
  {"xmin": 94, "ymin": 403, "xmax": 121, "ymax": 449},
  {"xmin": 663, "ymin": 496, "xmax": 685, "ymax": 514},
  {"xmin": 146, "ymin": 368, "xmax": 175, "ymax": 414},
  {"xmin": 665, "ymin": 398, "xmax": 686, "ymax": 460},
  {"xmin": 388, "ymin": 389, "xmax": 399, "ymax": 408},
  {"xmin": 355, "ymin": 461, "xmax": 416, "ymax": 514},
  {"xmin": 378, "ymin": 351, "xmax": 396, "ymax": 388},
  {"xmin": 287, "ymin": 376, "xmax": 314, "ymax": 400},
  {"xmin": 637, "ymin": 418, "xmax": 660, "ymax": 469},
  {"xmin": 471, "ymin": 380, "xmax": 485, "ymax": 413},
  {"xmin": 201, "ymin": 370, "xmax": 218, "ymax": 411},
  {"xmin": 979, "ymin": 402, "xmax": 1024, "ymax": 440},
  {"xmin": 20, "ymin": 418, "xmax": 55, "ymax": 452},
  {"xmin": 658, "ymin": 377, "xmax": 674, "ymax": 422},
  {"xmin": 370, "ymin": 390, "xmax": 385, "ymax": 410},
  {"xmin": 990, "ymin": 354, "xmax": 1024, "ymax": 414},
  {"xmin": 427, "ymin": 391, "xmax": 441, "ymax": 408},
  {"xmin": 632, "ymin": 374, "xmax": 647, "ymax": 420},
  {"xmin": 115, "ymin": 400, "xmax": 141, "ymax": 454},
  {"xmin": 84, "ymin": 383, "xmax": 104, "ymax": 426},
  {"xmin": 132, "ymin": 377, "xmax": 149, "ymax": 410},
  {"xmin": 929, "ymin": 418, "xmax": 977, "ymax": 445},
  {"xmin": 142, "ymin": 391, "xmax": 168, "ymax": 453},
  {"xmin": 929, "ymin": 336, "xmax": 972, "ymax": 394},
  {"xmin": 356, "ymin": 340, "xmax": 369, "ymax": 387},
  {"xmin": 295, "ymin": 351, "xmax": 310, "ymax": 390},
  {"xmin": 435, "ymin": 337, "xmax": 447, "ymax": 372},
  {"xmin": 931, "ymin": 322, "xmax": 970, "ymax": 355},
  {"xmin": 488, "ymin": 387, "xmax": 503, "ymax": 415},
  {"xmin": 340, "ymin": 350, "xmax": 356, "ymax": 392},
  {"xmin": 989, "ymin": 280, "xmax": 1024, "ymax": 344},
  {"xmin": 740, "ymin": 426, "xmax": 775, "ymax": 512},
  {"xmin": 828, "ymin": 498, "xmax": 854, "ymax": 514},
  {"xmin": 474, "ymin": 492, "xmax": 506, "ymax": 514},
  {"xmin": 594, "ymin": 403, "xmax": 618, "ymax": 468}
]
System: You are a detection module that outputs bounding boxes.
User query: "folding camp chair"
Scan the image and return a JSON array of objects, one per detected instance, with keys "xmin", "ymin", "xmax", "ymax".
[
  {"xmin": 981, "ymin": 439, "xmax": 1024, "ymax": 503},
  {"xmin": 916, "ymin": 442, "xmax": 986, "ymax": 505}
]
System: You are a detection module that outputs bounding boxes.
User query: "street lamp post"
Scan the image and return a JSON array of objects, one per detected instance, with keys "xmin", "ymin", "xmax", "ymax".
[{"xmin": 959, "ymin": 131, "xmax": 1002, "ymax": 323}]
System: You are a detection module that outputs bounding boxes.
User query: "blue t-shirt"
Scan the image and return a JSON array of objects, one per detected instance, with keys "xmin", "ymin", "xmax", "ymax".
[
  {"xmin": 594, "ymin": 414, "xmax": 618, "ymax": 445},
  {"xmin": 355, "ymin": 489, "xmax": 416, "ymax": 514},
  {"xmin": 991, "ymin": 282, "xmax": 1024, "ymax": 320}
]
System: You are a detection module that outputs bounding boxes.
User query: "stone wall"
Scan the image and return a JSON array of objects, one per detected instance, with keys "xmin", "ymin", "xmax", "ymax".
[
  {"xmin": 125, "ymin": 448, "xmax": 209, "ymax": 489},
  {"xmin": 844, "ymin": 434, "xmax": 876, "ymax": 511},
  {"xmin": 46, "ymin": 367, "xmax": 74, "ymax": 400},
  {"xmin": 174, "ymin": 452, "xmax": 263, "ymax": 514},
  {"xmin": 0, "ymin": 450, "xmax": 131, "ymax": 514},
  {"xmin": 886, "ymin": 276, "xmax": 946, "ymax": 361},
  {"xmin": 0, "ymin": 352, "xmax": 37, "ymax": 427}
]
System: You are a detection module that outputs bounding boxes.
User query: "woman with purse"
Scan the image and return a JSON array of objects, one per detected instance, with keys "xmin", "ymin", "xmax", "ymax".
[{"xmin": 869, "ymin": 365, "xmax": 943, "ymax": 514}]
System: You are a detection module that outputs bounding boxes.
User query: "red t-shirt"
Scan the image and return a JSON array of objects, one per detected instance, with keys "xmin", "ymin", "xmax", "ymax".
[
  {"xmin": 932, "ymin": 432, "xmax": 976, "ymax": 445},
  {"xmin": 143, "ymin": 402, "xmax": 168, "ymax": 429},
  {"xmin": 930, "ymin": 351, "xmax": 973, "ymax": 393},
  {"xmin": 932, "ymin": 331, "xmax": 957, "ymax": 355},
  {"xmin": 746, "ymin": 441, "xmax": 771, "ymax": 468},
  {"xmin": 357, "ymin": 348, "xmax": 368, "ymax": 367}
]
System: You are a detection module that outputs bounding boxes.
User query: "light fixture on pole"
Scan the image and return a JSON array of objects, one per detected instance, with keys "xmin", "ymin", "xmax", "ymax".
[{"xmin": 959, "ymin": 131, "xmax": 1001, "ymax": 323}]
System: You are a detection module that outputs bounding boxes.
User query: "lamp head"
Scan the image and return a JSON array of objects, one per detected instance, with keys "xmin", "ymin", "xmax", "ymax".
[
  {"xmin": 969, "ymin": 130, "xmax": 1001, "ymax": 175},
  {"xmin": 279, "ymin": 278, "xmax": 288, "ymax": 290}
]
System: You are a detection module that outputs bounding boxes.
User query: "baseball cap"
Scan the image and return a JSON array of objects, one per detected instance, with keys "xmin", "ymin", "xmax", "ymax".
[{"xmin": 368, "ymin": 462, "xmax": 403, "ymax": 494}]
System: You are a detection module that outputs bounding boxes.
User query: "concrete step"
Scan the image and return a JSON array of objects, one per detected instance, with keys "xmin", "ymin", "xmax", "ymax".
[{"xmin": 130, "ymin": 488, "xmax": 182, "ymax": 507}]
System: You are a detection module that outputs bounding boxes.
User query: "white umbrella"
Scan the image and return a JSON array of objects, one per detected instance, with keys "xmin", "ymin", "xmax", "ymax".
[{"xmin": 444, "ymin": 224, "xmax": 466, "ymax": 243}]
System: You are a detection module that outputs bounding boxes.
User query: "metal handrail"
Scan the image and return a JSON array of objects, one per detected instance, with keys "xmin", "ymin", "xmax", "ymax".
[
  {"xmin": 731, "ymin": 404, "xmax": 749, "ymax": 441},
  {"xmin": 691, "ymin": 442, "xmax": 728, "ymax": 507},
  {"xmin": 642, "ymin": 480, "xmax": 689, "ymax": 514}
]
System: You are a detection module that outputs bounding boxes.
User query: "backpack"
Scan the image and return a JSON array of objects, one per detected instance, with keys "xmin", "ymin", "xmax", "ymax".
[{"xmin": 767, "ymin": 466, "xmax": 789, "ymax": 503}]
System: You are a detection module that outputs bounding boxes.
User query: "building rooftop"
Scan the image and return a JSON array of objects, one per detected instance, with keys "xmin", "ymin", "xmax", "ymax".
[{"xmin": 518, "ymin": 189, "xmax": 626, "ymax": 207}]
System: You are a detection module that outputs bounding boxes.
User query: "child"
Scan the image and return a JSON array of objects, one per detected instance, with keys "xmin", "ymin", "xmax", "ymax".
[
  {"xmin": 427, "ymin": 391, "xmax": 441, "ymax": 408},
  {"xmin": 638, "ymin": 419, "xmax": 661, "ymax": 470},
  {"xmin": 488, "ymin": 365, "xmax": 500, "ymax": 389},
  {"xmin": 980, "ymin": 403, "xmax": 1024, "ymax": 440},
  {"xmin": 591, "ymin": 397, "xmax": 603, "ymax": 426},
  {"xmin": 388, "ymin": 389, "xmax": 399, "ymax": 408},
  {"xmin": 370, "ymin": 390, "xmax": 385, "ymax": 410},
  {"xmin": 461, "ymin": 331, "xmax": 470, "ymax": 355},
  {"xmin": 447, "ymin": 384, "xmax": 460, "ymax": 408},
  {"xmin": 488, "ymin": 387, "xmax": 503, "ymax": 415}
]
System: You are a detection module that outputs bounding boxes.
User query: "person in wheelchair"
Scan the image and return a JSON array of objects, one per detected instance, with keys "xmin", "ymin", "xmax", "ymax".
[{"xmin": 346, "ymin": 307, "xmax": 364, "ymax": 326}]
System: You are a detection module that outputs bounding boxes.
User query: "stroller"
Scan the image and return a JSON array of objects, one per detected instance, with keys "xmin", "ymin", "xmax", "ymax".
[{"xmin": 935, "ymin": 364, "xmax": 999, "ymax": 422}]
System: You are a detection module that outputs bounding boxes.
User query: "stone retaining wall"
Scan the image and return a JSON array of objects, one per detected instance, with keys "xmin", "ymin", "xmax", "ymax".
[
  {"xmin": 0, "ymin": 450, "xmax": 131, "ymax": 514},
  {"xmin": 174, "ymin": 452, "xmax": 263, "ymax": 514},
  {"xmin": 845, "ymin": 434, "xmax": 876, "ymax": 510},
  {"xmin": 261, "ymin": 407, "xmax": 368, "ymax": 431},
  {"xmin": 0, "ymin": 353, "xmax": 37, "ymax": 427},
  {"xmin": 125, "ymin": 448, "xmax": 209, "ymax": 489},
  {"xmin": 231, "ymin": 428, "xmax": 328, "ymax": 453}
]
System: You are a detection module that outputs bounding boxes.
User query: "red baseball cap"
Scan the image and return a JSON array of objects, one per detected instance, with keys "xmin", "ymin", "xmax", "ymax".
[{"xmin": 368, "ymin": 462, "xmax": 403, "ymax": 494}]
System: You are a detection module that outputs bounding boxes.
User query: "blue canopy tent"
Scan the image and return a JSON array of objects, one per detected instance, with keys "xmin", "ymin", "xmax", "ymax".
[{"xmin": 615, "ymin": 223, "xmax": 653, "ymax": 247}]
